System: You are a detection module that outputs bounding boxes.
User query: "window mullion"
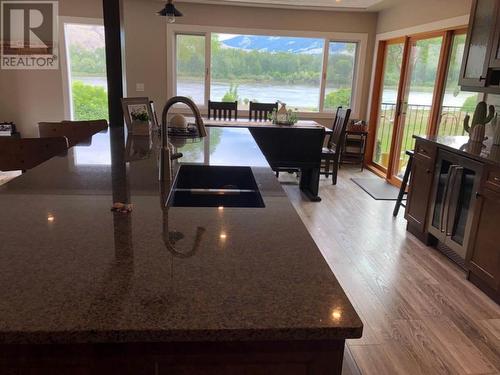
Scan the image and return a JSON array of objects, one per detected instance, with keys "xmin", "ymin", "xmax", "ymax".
[{"xmin": 319, "ymin": 39, "xmax": 329, "ymax": 113}]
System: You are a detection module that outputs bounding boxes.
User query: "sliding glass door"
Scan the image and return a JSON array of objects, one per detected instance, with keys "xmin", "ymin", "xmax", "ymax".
[
  {"xmin": 369, "ymin": 28, "xmax": 481, "ymax": 184},
  {"xmin": 438, "ymin": 33, "xmax": 481, "ymax": 137},
  {"xmin": 372, "ymin": 41, "xmax": 405, "ymax": 170},
  {"xmin": 394, "ymin": 36, "xmax": 443, "ymax": 178}
]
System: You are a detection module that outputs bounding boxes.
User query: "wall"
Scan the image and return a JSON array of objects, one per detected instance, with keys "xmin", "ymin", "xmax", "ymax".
[
  {"xmin": 122, "ymin": 0, "xmax": 378, "ymax": 126},
  {"xmin": 0, "ymin": 0, "xmax": 103, "ymax": 137},
  {"xmin": 5, "ymin": 0, "xmax": 472, "ymax": 136},
  {"xmin": 376, "ymin": 0, "xmax": 471, "ymax": 34}
]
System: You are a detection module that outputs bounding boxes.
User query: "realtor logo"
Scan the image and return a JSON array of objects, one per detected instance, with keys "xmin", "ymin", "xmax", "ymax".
[{"xmin": 1, "ymin": 1, "xmax": 59, "ymax": 69}]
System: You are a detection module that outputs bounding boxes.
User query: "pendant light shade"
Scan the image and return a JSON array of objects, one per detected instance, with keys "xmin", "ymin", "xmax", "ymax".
[{"xmin": 158, "ymin": 0, "xmax": 183, "ymax": 23}]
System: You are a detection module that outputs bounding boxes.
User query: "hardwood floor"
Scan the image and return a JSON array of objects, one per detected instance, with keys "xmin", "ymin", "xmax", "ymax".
[{"xmin": 282, "ymin": 167, "xmax": 500, "ymax": 375}]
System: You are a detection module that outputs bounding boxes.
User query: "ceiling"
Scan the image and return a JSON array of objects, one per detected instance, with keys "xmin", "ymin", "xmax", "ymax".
[{"xmin": 175, "ymin": 0, "xmax": 402, "ymax": 12}]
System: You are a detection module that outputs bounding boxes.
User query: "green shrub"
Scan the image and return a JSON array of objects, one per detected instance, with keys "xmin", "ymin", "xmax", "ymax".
[
  {"xmin": 324, "ymin": 88, "xmax": 351, "ymax": 110},
  {"xmin": 72, "ymin": 81, "xmax": 108, "ymax": 121},
  {"xmin": 461, "ymin": 95, "xmax": 478, "ymax": 113},
  {"xmin": 222, "ymin": 83, "xmax": 239, "ymax": 102}
]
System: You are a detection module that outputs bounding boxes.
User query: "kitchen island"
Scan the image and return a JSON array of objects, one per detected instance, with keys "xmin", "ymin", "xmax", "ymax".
[{"xmin": 0, "ymin": 127, "xmax": 362, "ymax": 373}]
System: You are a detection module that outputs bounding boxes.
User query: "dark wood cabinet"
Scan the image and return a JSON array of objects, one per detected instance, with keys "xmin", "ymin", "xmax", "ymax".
[
  {"xmin": 467, "ymin": 168, "xmax": 500, "ymax": 303},
  {"xmin": 405, "ymin": 139, "xmax": 436, "ymax": 234},
  {"xmin": 460, "ymin": 0, "xmax": 500, "ymax": 92},
  {"xmin": 407, "ymin": 137, "xmax": 499, "ymax": 304}
]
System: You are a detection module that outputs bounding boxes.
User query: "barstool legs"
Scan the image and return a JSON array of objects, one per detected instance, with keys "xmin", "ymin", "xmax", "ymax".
[{"xmin": 393, "ymin": 151, "xmax": 414, "ymax": 217}]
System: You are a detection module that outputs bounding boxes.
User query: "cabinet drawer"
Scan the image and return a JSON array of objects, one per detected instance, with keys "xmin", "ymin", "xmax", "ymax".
[
  {"xmin": 485, "ymin": 166, "xmax": 500, "ymax": 191},
  {"xmin": 414, "ymin": 140, "xmax": 436, "ymax": 162}
]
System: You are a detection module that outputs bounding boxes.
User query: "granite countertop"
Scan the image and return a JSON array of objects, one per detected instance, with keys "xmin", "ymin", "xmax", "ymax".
[
  {"xmin": 415, "ymin": 135, "xmax": 500, "ymax": 167},
  {"xmin": 0, "ymin": 126, "xmax": 362, "ymax": 345}
]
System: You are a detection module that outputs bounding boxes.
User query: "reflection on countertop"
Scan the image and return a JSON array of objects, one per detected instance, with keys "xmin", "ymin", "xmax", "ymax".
[{"xmin": 0, "ymin": 126, "xmax": 362, "ymax": 345}]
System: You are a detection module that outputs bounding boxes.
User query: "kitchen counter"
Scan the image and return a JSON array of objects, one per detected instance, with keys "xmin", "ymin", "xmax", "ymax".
[
  {"xmin": 415, "ymin": 135, "xmax": 500, "ymax": 167},
  {"xmin": 0, "ymin": 127, "xmax": 362, "ymax": 347}
]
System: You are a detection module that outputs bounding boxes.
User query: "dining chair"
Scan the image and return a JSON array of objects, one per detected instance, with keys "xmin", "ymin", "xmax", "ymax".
[
  {"xmin": 320, "ymin": 107, "xmax": 351, "ymax": 185},
  {"xmin": 249, "ymin": 102, "xmax": 278, "ymax": 121},
  {"xmin": 208, "ymin": 101, "xmax": 238, "ymax": 121},
  {"xmin": 38, "ymin": 119, "xmax": 108, "ymax": 147},
  {"xmin": 0, "ymin": 137, "xmax": 69, "ymax": 171}
]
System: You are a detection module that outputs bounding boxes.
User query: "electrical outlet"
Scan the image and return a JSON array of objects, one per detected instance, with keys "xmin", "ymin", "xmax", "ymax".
[{"xmin": 136, "ymin": 83, "xmax": 145, "ymax": 92}]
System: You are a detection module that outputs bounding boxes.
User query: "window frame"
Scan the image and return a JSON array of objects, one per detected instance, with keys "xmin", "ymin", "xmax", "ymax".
[
  {"xmin": 59, "ymin": 16, "xmax": 105, "ymax": 121},
  {"xmin": 167, "ymin": 24, "xmax": 367, "ymax": 118}
]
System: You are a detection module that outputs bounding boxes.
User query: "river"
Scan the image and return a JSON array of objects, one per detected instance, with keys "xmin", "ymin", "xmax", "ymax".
[{"xmin": 74, "ymin": 76, "xmax": 477, "ymax": 110}]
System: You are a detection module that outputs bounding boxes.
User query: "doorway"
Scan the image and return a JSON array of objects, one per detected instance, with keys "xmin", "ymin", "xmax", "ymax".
[{"xmin": 368, "ymin": 29, "xmax": 482, "ymax": 185}]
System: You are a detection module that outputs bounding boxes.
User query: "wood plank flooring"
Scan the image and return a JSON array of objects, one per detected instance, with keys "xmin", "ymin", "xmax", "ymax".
[{"xmin": 282, "ymin": 168, "xmax": 500, "ymax": 375}]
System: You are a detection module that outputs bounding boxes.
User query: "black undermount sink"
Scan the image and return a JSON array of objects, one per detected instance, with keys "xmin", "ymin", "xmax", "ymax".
[{"xmin": 169, "ymin": 165, "xmax": 265, "ymax": 208}]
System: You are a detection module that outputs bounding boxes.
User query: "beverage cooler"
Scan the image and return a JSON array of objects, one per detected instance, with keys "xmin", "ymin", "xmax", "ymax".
[{"xmin": 428, "ymin": 149, "xmax": 483, "ymax": 263}]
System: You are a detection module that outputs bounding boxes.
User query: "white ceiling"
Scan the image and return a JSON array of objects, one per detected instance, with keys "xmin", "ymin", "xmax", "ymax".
[{"xmin": 176, "ymin": 0, "xmax": 400, "ymax": 11}]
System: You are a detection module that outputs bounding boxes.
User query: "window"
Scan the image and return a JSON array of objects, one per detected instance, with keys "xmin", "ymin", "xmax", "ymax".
[
  {"xmin": 172, "ymin": 28, "xmax": 362, "ymax": 113},
  {"xmin": 210, "ymin": 33, "xmax": 324, "ymax": 111},
  {"xmin": 63, "ymin": 23, "xmax": 108, "ymax": 121},
  {"xmin": 176, "ymin": 34, "xmax": 206, "ymax": 105},
  {"xmin": 438, "ymin": 33, "xmax": 481, "ymax": 137},
  {"xmin": 324, "ymin": 42, "xmax": 358, "ymax": 111}
]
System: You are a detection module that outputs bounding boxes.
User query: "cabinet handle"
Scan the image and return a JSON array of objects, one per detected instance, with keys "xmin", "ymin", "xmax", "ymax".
[
  {"xmin": 440, "ymin": 165, "xmax": 456, "ymax": 233},
  {"xmin": 479, "ymin": 76, "xmax": 486, "ymax": 81},
  {"xmin": 494, "ymin": 176, "xmax": 500, "ymax": 182},
  {"xmin": 426, "ymin": 169, "xmax": 431, "ymax": 174},
  {"xmin": 445, "ymin": 167, "xmax": 463, "ymax": 236}
]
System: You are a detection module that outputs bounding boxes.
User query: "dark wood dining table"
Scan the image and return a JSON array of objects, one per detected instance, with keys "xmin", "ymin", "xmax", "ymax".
[{"xmin": 185, "ymin": 118, "xmax": 330, "ymax": 201}]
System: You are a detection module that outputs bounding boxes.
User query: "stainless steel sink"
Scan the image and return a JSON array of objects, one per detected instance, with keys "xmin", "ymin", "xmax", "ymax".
[{"xmin": 169, "ymin": 165, "xmax": 265, "ymax": 208}]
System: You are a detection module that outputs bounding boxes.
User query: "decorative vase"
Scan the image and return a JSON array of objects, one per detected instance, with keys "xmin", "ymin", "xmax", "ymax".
[
  {"xmin": 132, "ymin": 120, "xmax": 151, "ymax": 136},
  {"xmin": 469, "ymin": 124, "xmax": 486, "ymax": 143}
]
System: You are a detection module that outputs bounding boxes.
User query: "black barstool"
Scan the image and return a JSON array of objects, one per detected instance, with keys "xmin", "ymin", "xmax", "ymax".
[{"xmin": 393, "ymin": 150, "xmax": 414, "ymax": 217}]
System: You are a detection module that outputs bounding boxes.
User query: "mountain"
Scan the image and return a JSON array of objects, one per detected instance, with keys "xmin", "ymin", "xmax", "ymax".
[{"xmin": 221, "ymin": 35, "xmax": 349, "ymax": 55}]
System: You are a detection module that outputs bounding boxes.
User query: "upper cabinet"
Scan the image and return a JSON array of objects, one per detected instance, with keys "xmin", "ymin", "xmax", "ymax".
[{"xmin": 460, "ymin": 0, "xmax": 500, "ymax": 92}]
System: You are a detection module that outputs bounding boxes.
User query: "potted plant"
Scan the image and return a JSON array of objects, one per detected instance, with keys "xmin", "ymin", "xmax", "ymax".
[
  {"xmin": 268, "ymin": 102, "xmax": 299, "ymax": 125},
  {"xmin": 130, "ymin": 108, "xmax": 151, "ymax": 136}
]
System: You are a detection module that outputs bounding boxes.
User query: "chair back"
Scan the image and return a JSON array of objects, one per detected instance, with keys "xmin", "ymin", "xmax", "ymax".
[
  {"xmin": 0, "ymin": 137, "xmax": 68, "ymax": 171},
  {"xmin": 208, "ymin": 101, "xmax": 238, "ymax": 121},
  {"xmin": 328, "ymin": 108, "xmax": 351, "ymax": 159},
  {"xmin": 38, "ymin": 120, "xmax": 108, "ymax": 147},
  {"xmin": 249, "ymin": 102, "xmax": 278, "ymax": 121}
]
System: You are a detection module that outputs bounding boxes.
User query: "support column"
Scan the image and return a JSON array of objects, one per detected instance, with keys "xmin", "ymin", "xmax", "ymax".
[{"xmin": 103, "ymin": 0, "xmax": 125, "ymax": 128}]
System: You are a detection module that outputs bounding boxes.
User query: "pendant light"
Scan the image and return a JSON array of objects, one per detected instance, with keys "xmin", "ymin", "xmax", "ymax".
[{"xmin": 158, "ymin": 0, "xmax": 183, "ymax": 24}]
